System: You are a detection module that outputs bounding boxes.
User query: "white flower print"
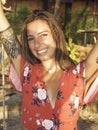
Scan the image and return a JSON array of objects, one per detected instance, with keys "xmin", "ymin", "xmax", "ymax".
[
  {"xmin": 72, "ymin": 63, "xmax": 81, "ymax": 74},
  {"xmin": 70, "ymin": 92, "xmax": 76, "ymax": 101},
  {"xmin": 70, "ymin": 95, "xmax": 74, "ymax": 101},
  {"xmin": 32, "ymin": 82, "xmax": 48, "ymax": 106},
  {"xmin": 74, "ymin": 96, "xmax": 80, "ymax": 108},
  {"xmin": 36, "ymin": 115, "xmax": 61, "ymax": 130},
  {"xmin": 70, "ymin": 93, "xmax": 80, "ymax": 108},
  {"xmin": 72, "ymin": 69, "xmax": 77, "ymax": 74},
  {"xmin": 76, "ymin": 63, "xmax": 80, "ymax": 73},
  {"xmin": 83, "ymin": 68, "xmax": 85, "ymax": 78},
  {"xmin": 42, "ymin": 119, "xmax": 53, "ymax": 130},
  {"xmin": 37, "ymin": 88, "xmax": 47, "ymax": 100},
  {"xmin": 36, "ymin": 119, "xmax": 41, "ymax": 125},
  {"xmin": 24, "ymin": 66, "xmax": 29, "ymax": 77}
]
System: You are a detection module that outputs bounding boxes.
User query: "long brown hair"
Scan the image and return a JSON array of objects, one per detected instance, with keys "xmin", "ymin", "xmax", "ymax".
[{"xmin": 21, "ymin": 9, "xmax": 72, "ymax": 70}]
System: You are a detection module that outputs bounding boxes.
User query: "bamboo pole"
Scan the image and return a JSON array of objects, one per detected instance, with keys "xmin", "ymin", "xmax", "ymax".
[{"xmin": 1, "ymin": 44, "xmax": 7, "ymax": 130}]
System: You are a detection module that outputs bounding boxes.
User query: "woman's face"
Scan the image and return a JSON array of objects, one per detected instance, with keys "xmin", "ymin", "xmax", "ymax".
[{"xmin": 27, "ymin": 19, "xmax": 56, "ymax": 62}]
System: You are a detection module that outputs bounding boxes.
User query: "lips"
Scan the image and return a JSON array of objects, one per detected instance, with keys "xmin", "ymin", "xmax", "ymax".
[{"xmin": 37, "ymin": 48, "xmax": 48, "ymax": 54}]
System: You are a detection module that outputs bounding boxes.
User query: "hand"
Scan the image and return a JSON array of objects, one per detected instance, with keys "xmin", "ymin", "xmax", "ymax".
[
  {"xmin": 3, "ymin": 5, "xmax": 11, "ymax": 11},
  {"xmin": 1, "ymin": 0, "xmax": 7, "ymax": 5},
  {"xmin": 0, "ymin": 0, "xmax": 3, "ymax": 12},
  {"xmin": 0, "ymin": 0, "xmax": 10, "ymax": 32},
  {"xmin": 0, "ymin": 0, "xmax": 11, "ymax": 12}
]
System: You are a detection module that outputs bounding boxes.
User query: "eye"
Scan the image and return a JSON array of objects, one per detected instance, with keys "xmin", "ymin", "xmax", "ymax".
[
  {"xmin": 27, "ymin": 36, "xmax": 34, "ymax": 42},
  {"xmin": 42, "ymin": 33, "xmax": 48, "ymax": 37},
  {"xmin": 42, "ymin": 33, "xmax": 48, "ymax": 36},
  {"xmin": 40, "ymin": 33, "xmax": 48, "ymax": 39}
]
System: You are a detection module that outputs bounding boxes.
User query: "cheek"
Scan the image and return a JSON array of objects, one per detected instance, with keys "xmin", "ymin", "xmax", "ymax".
[
  {"xmin": 46, "ymin": 38, "xmax": 56, "ymax": 47},
  {"xmin": 28, "ymin": 44, "xmax": 35, "ymax": 54},
  {"xmin": 28, "ymin": 43, "xmax": 34, "ymax": 50}
]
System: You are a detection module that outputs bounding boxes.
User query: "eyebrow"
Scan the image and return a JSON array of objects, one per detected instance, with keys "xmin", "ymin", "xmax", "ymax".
[
  {"xmin": 27, "ymin": 35, "xmax": 33, "ymax": 37},
  {"xmin": 27, "ymin": 30, "xmax": 49, "ymax": 37}
]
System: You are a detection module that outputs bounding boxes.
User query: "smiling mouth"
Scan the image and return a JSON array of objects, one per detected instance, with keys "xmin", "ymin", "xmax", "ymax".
[{"xmin": 37, "ymin": 48, "xmax": 48, "ymax": 54}]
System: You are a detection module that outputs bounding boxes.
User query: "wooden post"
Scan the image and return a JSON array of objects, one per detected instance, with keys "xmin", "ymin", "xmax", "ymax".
[{"xmin": 1, "ymin": 44, "xmax": 7, "ymax": 130}]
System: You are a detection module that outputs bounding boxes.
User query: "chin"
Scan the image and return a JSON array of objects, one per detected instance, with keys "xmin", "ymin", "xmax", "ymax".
[{"xmin": 39, "ymin": 57, "xmax": 51, "ymax": 62}]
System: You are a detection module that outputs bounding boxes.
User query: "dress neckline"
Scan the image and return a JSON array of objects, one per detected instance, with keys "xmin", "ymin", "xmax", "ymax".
[{"xmin": 41, "ymin": 68, "xmax": 64, "ymax": 110}]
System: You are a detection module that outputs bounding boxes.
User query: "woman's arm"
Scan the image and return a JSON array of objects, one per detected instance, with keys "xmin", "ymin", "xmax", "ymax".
[
  {"xmin": 85, "ymin": 40, "xmax": 98, "ymax": 95},
  {"xmin": 0, "ymin": 0, "xmax": 21, "ymax": 77},
  {"xmin": 85, "ymin": 41, "xmax": 98, "ymax": 80}
]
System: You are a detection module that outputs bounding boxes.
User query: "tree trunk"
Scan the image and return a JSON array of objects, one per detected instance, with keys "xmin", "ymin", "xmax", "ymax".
[
  {"xmin": 54, "ymin": 0, "xmax": 61, "ymax": 20},
  {"xmin": 42, "ymin": 0, "xmax": 49, "ymax": 11}
]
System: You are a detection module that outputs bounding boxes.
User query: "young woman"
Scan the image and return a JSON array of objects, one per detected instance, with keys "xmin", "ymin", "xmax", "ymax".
[{"xmin": 0, "ymin": 1, "xmax": 98, "ymax": 130}]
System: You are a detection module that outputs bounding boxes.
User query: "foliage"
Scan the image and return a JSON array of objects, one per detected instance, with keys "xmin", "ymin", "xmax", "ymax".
[
  {"xmin": 66, "ymin": 42, "xmax": 92, "ymax": 64},
  {"xmin": 66, "ymin": 44, "xmax": 80, "ymax": 63},
  {"xmin": 65, "ymin": 37, "xmax": 81, "ymax": 63},
  {"xmin": 6, "ymin": 5, "xmax": 30, "ymax": 35},
  {"xmin": 65, "ymin": 7, "xmax": 97, "ymax": 44}
]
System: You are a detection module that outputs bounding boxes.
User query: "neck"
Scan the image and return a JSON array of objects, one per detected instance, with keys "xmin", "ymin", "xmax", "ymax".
[{"xmin": 42, "ymin": 59, "xmax": 58, "ymax": 74}]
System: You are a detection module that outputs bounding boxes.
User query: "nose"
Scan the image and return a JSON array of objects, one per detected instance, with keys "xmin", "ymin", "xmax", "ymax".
[{"xmin": 34, "ymin": 38, "xmax": 41, "ymax": 48}]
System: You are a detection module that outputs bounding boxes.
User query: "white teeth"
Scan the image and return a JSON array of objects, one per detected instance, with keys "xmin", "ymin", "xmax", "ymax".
[{"xmin": 37, "ymin": 49, "xmax": 47, "ymax": 54}]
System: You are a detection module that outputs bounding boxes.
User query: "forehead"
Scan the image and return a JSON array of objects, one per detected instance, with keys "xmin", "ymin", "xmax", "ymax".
[{"xmin": 27, "ymin": 20, "xmax": 50, "ymax": 32}]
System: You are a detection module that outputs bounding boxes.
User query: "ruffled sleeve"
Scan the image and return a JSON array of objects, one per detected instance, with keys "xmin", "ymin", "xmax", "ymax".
[
  {"xmin": 83, "ymin": 77, "xmax": 98, "ymax": 103},
  {"xmin": 9, "ymin": 63, "xmax": 22, "ymax": 92},
  {"xmin": 9, "ymin": 56, "xmax": 25, "ymax": 92},
  {"xmin": 76, "ymin": 61, "xmax": 98, "ymax": 104}
]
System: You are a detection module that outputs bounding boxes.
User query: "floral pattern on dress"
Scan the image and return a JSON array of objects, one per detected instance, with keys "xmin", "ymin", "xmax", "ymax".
[
  {"xmin": 72, "ymin": 63, "xmax": 80, "ymax": 75},
  {"xmin": 31, "ymin": 80, "xmax": 64, "ymax": 107},
  {"xmin": 69, "ymin": 92, "xmax": 80, "ymax": 115},
  {"xmin": 23, "ymin": 64, "xmax": 31, "ymax": 84},
  {"xmin": 57, "ymin": 90, "xmax": 64, "ymax": 99},
  {"xmin": 36, "ymin": 114, "xmax": 62, "ymax": 130},
  {"xmin": 12, "ymin": 57, "xmax": 86, "ymax": 129},
  {"xmin": 32, "ymin": 82, "xmax": 48, "ymax": 106}
]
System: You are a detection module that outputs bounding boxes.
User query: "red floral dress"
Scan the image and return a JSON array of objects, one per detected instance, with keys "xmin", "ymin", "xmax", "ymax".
[{"xmin": 9, "ymin": 57, "xmax": 98, "ymax": 130}]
